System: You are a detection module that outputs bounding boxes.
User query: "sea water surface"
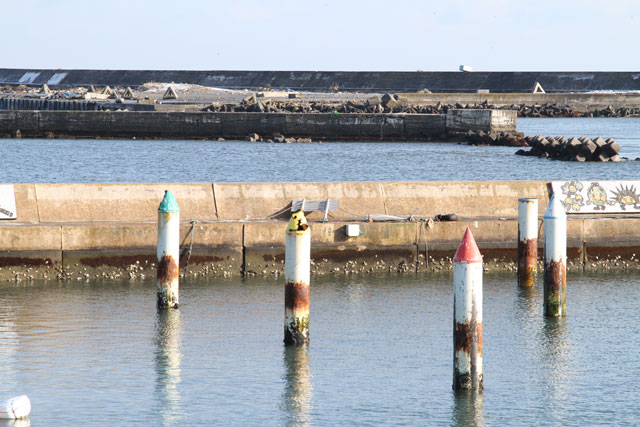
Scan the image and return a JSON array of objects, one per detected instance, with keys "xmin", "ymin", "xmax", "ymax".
[
  {"xmin": 0, "ymin": 117, "xmax": 638, "ymax": 183},
  {"xmin": 1, "ymin": 272, "xmax": 639, "ymax": 426}
]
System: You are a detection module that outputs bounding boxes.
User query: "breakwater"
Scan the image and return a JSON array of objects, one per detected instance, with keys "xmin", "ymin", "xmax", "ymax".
[
  {"xmin": 3, "ymin": 68, "xmax": 640, "ymax": 92},
  {"xmin": 398, "ymin": 93, "xmax": 640, "ymax": 114},
  {"xmin": 209, "ymin": 94, "xmax": 640, "ymax": 117},
  {"xmin": 0, "ymin": 109, "xmax": 515, "ymax": 140},
  {"xmin": 1, "ymin": 181, "xmax": 639, "ymax": 281},
  {"xmin": 516, "ymin": 136, "xmax": 622, "ymax": 162}
]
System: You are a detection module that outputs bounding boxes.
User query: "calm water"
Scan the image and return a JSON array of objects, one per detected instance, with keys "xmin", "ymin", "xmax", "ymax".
[
  {"xmin": 1, "ymin": 272, "xmax": 639, "ymax": 426},
  {"xmin": 0, "ymin": 118, "xmax": 639, "ymax": 183}
]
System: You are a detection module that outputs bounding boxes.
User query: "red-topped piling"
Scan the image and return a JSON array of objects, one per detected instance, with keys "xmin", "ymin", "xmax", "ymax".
[{"xmin": 453, "ymin": 228, "xmax": 484, "ymax": 391}]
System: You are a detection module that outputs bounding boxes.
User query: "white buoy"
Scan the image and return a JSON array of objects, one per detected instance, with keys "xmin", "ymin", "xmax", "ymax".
[{"xmin": 0, "ymin": 395, "xmax": 31, "ymax": 419}]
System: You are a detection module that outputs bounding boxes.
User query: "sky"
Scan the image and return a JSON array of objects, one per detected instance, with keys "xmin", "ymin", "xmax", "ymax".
[{"xmin": 3, "ymin": 0, "xmax": 639, "ymax": 71}]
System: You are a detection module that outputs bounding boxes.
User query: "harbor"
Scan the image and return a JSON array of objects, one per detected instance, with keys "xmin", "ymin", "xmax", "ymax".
[{"xmin": 2, "ymin": 71, "xmax": 640, "ymax": 426}]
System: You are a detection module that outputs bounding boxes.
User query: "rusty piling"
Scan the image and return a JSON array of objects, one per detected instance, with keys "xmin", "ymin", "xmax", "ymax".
[
  {"xmin": 453, "ymin": 228, "xmax": 483, "ymax": 391},
  {"xmin": 157, "ymin": 190, "xmax": 180, "ymax": 309},
  {"xmin": 518, "ymin": 198, "xmax": 538, "ymax": 287},
  {"xmin": 543, "ymin": 194, "xmax": 566, "ymax": 317},
  {"xmin": 284, "ymin": 210, "xmax": 310, "ymax": 345}
]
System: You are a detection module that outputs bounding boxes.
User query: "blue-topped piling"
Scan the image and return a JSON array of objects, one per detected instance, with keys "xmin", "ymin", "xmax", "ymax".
[{"xmin": 157, "ymin": 190, "xmax": 180, "ymax": 308}]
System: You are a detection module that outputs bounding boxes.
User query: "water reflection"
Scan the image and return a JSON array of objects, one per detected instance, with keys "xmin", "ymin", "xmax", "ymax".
[
  {"xmin": 540, "ymin": 316, "xmax": 571, "ymax": 422},
  {"xmin": 451, "ymin": 389, "xmax": 484, "ymax": 427},
  {"xmin": 0, "ymin": 419, "xmax": 30, "ymax": 427},
  {"xmin": 0, "ymin": 314, "xmax": 18, "ymax": 384},
  {"xmin": 517, "ymin": 285, "xmax": 539, "ymax": 313},
  {"xmin": 281, "ymin": 345, "xmax": 312, "ymax": 426},
  {"xmin": 154, "ymin": 309, "xmax": 182, "ymax": 425}
]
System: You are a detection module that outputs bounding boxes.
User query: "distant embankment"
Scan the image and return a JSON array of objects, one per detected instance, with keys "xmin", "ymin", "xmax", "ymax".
[
  {"xmin": 2, "ymin": 68, "xmax": 640, "ymax": 93},
  {"xmin": 0, "ymin": 109, "xmax": 516, "ymax": 141}
]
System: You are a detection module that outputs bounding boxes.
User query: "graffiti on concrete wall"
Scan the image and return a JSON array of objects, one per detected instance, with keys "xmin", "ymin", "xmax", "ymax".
[{"xmin": 551, "ymin": 180, "xmax": 640, "ymax": 213}]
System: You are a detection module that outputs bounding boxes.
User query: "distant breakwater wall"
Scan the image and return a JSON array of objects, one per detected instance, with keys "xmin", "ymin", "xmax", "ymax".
[
  {"xmin": 204, "ymin": 95, "xmax": 640, "ymax": 118},
  {"xmin": 2, "ymin": 181, "xmax": 640, "ymax": 281},
  {"xmin": 397, "ymin": 93, "xmax": 640, "ymax": 115},
  {"xmin": 0, "ymin": 109, "xmax": 515, "ymax": 140},
  {"xmin": 2, "ymin": 68, "xmax": 640, "ymax": 93},
  {"xmin": 0, "ymin": 97, "xmax": 154, "ymax": 112}
]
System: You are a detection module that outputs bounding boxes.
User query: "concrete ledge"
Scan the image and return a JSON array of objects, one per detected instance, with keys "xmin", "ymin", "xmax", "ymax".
[
  {"xmin": 2, "ymin": 180, "xmax": 640, "ymax": 280},
  {"xmin": 0, "ymin": 224, "xmax": 62, "ymax": 251}
]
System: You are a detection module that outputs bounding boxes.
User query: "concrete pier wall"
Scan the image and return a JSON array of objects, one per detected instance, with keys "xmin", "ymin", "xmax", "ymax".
[
  {"xmin": 0, "ymin": 109, "xmax": 514, "ymax": 140},
  {"xmin": 2, "ymin": 68, "xmax": 640, "ymax": 93},
  {"xmin": 2, "ymin": 181, "xmax": 640, "ymax": 281}
]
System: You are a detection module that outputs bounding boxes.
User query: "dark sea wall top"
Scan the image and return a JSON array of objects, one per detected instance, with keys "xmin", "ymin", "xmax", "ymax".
[{"xmin": 1, "ymin": 68, "xmax": 640, "ymax": 93}]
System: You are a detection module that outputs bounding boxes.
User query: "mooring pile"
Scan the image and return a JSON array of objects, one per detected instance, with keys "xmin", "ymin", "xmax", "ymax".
[
  {"xmin": 516, "ymin": 135, "xmax": 621, "ymax": 162},
  {"xmin": 151, "ymin": 191, "xmax": 569, "ymax": 393}
]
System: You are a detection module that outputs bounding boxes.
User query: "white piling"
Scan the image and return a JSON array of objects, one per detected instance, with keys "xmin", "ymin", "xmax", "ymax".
[
  {"xmin": 543, "ymin": 194, "xmax": 567, "ymax": 317},
  {"xmin": 157, "ymin": 190, "xmax": 180, "ymax": 309},
  {"xmin": 518, "ymin": 198, "xmax": 539, "ymax": 287},
  {"xmin": 284, "ymin": 210, "xmax": 311, "ymax": 345},
  {"xmin": 453, "ymin": 228, "xmax": 483, "ymax": 391}
]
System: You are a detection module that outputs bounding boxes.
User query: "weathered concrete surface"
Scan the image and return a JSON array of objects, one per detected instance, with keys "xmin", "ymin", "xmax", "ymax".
[
  {"xmin": 0, "ymin": 110, "xmax": 509, "ymax": 141},
  {"xmin": 34, "ymin": 183, "xmax": 215, "ymax": 222},
  {"xmin": 446, "ymin": 109, "xmax": 516, "ymax": 134},
  {"xmin": 213, "ymin": 181, "xmax": 388, "ymax": 221},
  {"xmin": 212, "ymin": 180, "xmax": 548, "ymax": 221},
  {"xmin": 3, "ymin": 68, "xmax": 640, "ymax": 93},
  {"xmin": 2, "ymin": 181, "xmax": 640, "ymax": 281}
]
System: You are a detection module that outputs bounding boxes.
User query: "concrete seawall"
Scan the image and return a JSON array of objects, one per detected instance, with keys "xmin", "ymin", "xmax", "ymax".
[
  {"xmin": 2, "ymin": 181, "xmax": 639, "ymax": 281},
  {"xmin": 3, "ymin": 68, "xmax": 640, "ymax": 92},
  {"xmin": 0, "ymin": 109, "xmax": 515, "ymax": 140}
]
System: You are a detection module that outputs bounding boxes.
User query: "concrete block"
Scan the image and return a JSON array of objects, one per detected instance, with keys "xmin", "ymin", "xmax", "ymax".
[
  {"xmin": 186, "ymin": 222, "xmax": 243, "ymax": 248},
  {"xmin": 198, "ymin": 113, "xmax": 223, "ymax": 137},
  {"xmin": 311, "ymin": 222, "xmax": 418, "ymax": 246},
  {"xmin": 35, "ymin": 183, "xmax": 216, "ymax": 222},
  {"xmin": 0, "ymin": 111, "xmax": 40, "ymax": 135},
  {"xmin": 243, "ymin": 222, "xmax": 284, "ymax": 247},
  {"xmin": 284, "ymin": 114, "xmax": 319, "ymax": 136},
  {"xmin": 13, "ymin": 184, "xmax": 39, "ymax": 222},
  {"xmin": 358, "ymin": 115, "xmax": 386, "ymax": 139},
  {"xmin": 379, "ymin": 181, "xmax": 548, "ymax": 218},
  {"xmin": 62, "ymin": 223, "xmax": 155, "ymax": 250},
  {"xmin": 404, "ymin": 114, "xmax": 446, "ymax": 139},
  {"xmin": 213, "ymin": 182, "xmax": 386, "ymax": 221},
  {"xmin": 0, "ymin": 224, "xmax": 62, "ymax": 251},
  {"xmin": 222, "ymin": 112, "xmax": 286, "ymax": 138},
  {"xmin": 446, "ymin": 109, "xmax": 516, "ymax": 133},
  {"xmin": 380, "ymin": 115, "xmax": 405, "ymax": 138},
  {"xmin": 39, "ymin": 111, "xmax": 112, "ymax": 135}
]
